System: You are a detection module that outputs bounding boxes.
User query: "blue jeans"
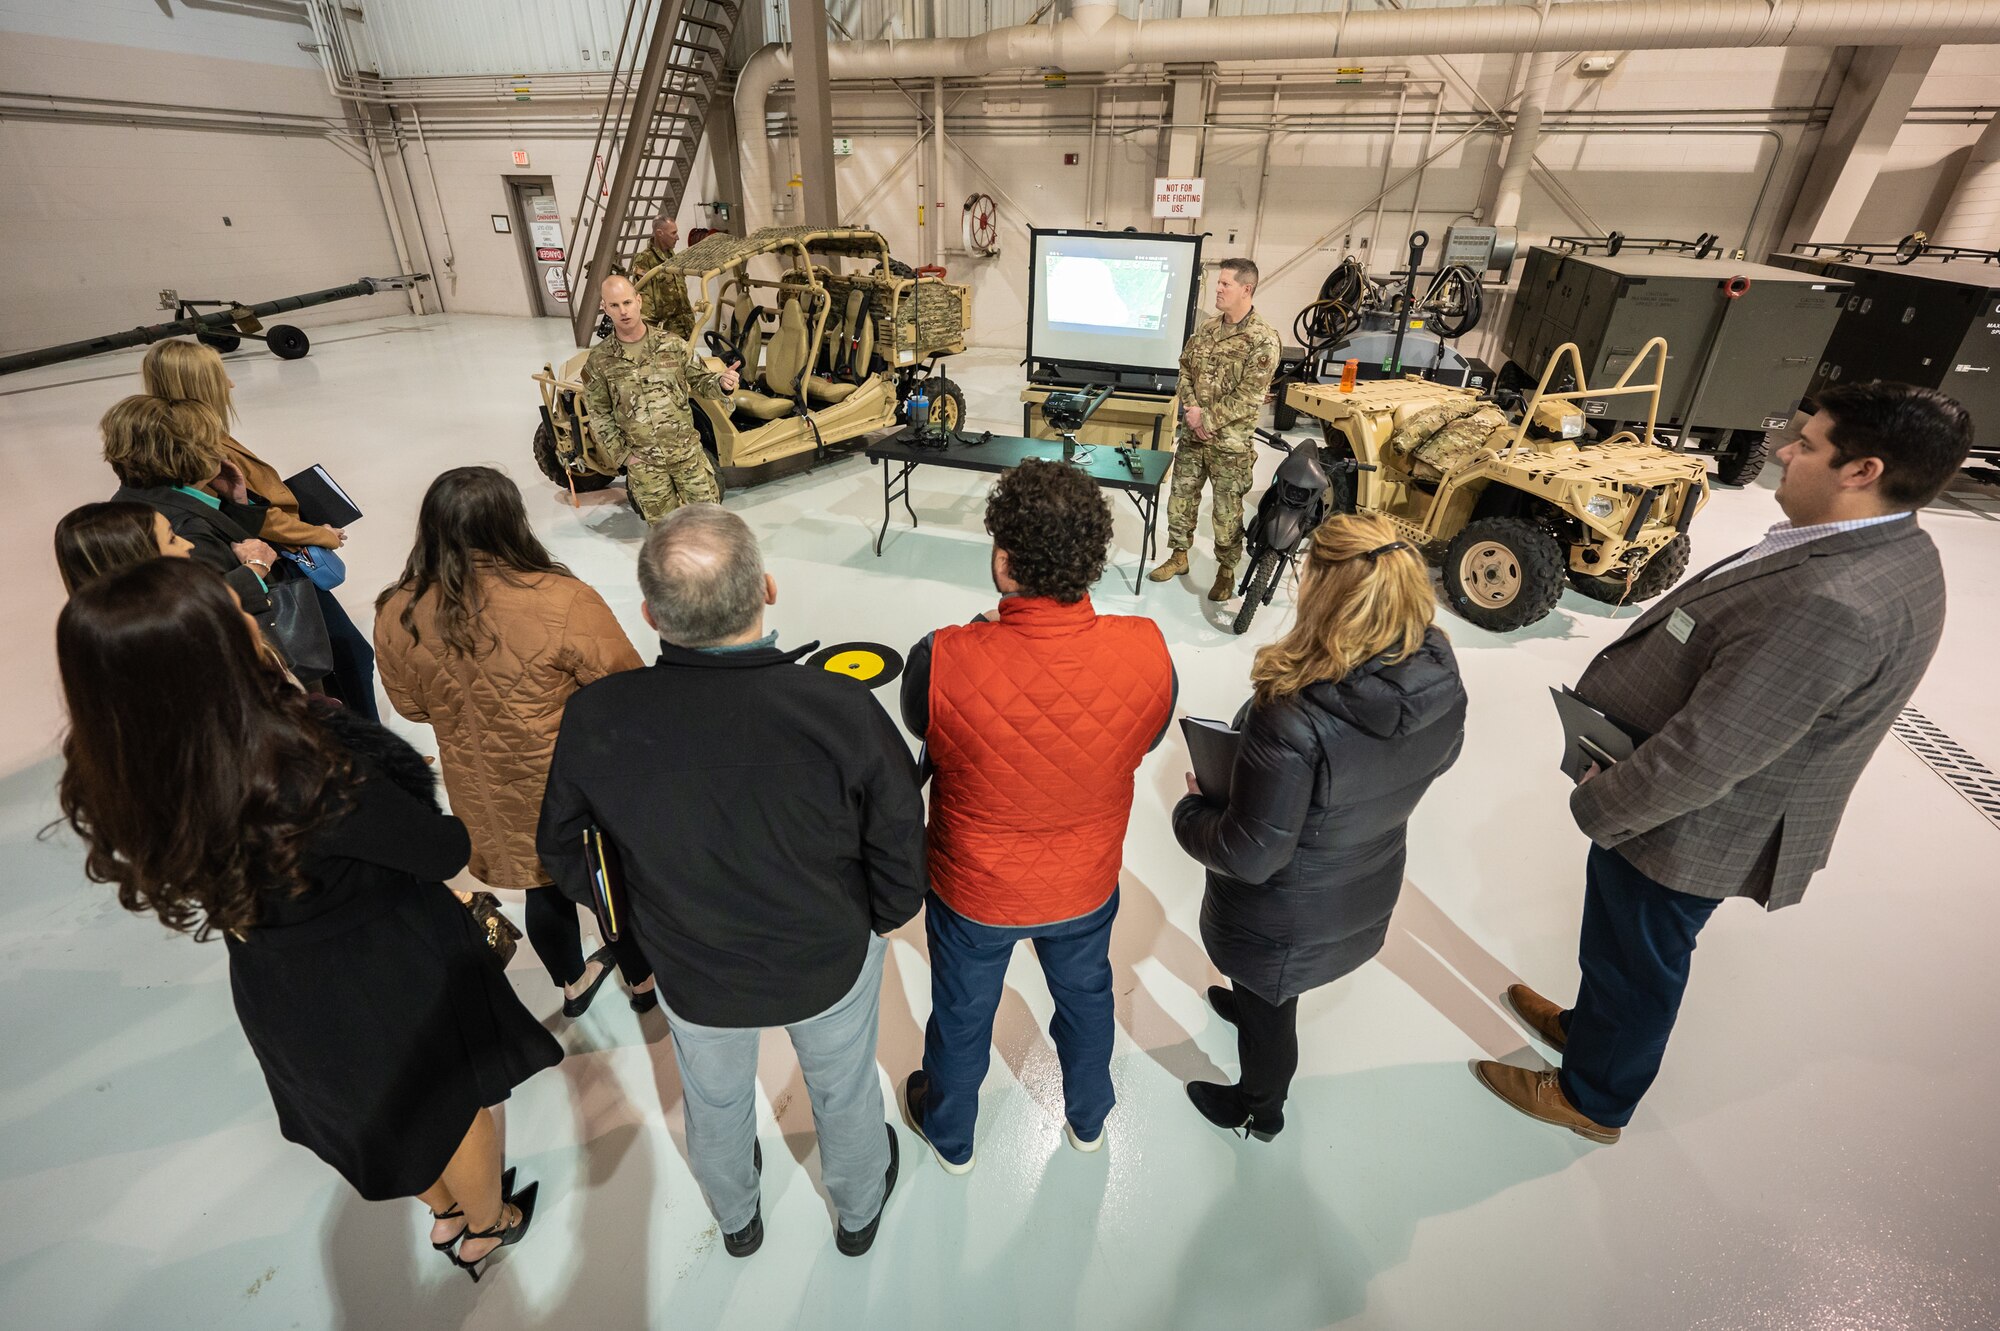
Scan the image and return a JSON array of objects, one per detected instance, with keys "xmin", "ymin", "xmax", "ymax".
[
  {"xmin": 662, "ymin": 935, "xmax": 891, "ymax": 1233},
  {"xmin": 919, "ymin": 889, "xmax": 1118, "ymax": 1164},
  {"xmin": 1558, "ymin": 845, "xmax": 1723, "ymax": 1128}
]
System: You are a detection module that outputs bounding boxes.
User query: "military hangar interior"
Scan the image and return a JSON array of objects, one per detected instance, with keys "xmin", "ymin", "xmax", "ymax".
[{"xmin": 3, "ymin": 1, "xmax": 1998, "ymax": 1327}]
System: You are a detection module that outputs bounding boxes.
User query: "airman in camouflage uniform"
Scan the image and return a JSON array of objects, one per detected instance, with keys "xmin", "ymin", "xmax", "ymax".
[
  {"xmin": 1152, "ymin": 258, "xmax": 1282, "ymax": 601},
  {"xmin": 627, "ymin": 216, "xmax": 696, "ymax": 340},
  {"xmin": 585, "ymin": 275, "xmax": 738, "ymax": 523}
]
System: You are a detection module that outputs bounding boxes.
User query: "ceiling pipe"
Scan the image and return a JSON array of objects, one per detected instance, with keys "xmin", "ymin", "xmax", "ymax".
[
  {"xmin": 735, "ymin": 0, "xmax": 2000, "ymax": 228},
  {"xmin": 1488, "ymin": 49, "xmax": 1559, "ymax": 228}
]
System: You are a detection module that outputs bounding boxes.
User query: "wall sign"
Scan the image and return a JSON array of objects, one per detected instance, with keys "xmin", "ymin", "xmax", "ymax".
[
  {"xmin": 529, "ymin": 220, "xmax": 563, "ymax": 248},
  {"xmin": 491, "ymin": 214, "xmax": 510, "ymax": 233},
  {"xmin": 544, "ymin": 267, "xmax": 570, "ymax": 301},
  {"xmin": 535, "ymin": 246, "xmax": 565, "ymax": 262},
  {"xmin": 1153, "ymin": 177, "xmax": 1204, "ymax": 219},
  {"xmin": 512, "ymin": 149, "xmax": 531, "ymax": 167}
]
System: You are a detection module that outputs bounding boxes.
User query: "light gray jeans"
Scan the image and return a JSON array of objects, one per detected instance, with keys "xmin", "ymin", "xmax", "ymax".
[{"xmin": 662, "ymin": 933, "xmax": 891, "ymax": 1234}]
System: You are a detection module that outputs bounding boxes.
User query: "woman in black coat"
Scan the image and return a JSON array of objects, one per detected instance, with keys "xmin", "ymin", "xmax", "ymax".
[
  {"xmin": 55, "ymin": 559, "xmax": 560, "ymax": 1282},
  {"xmin": 1173, "ymin": 514, "xmax": 1467, "ymax": 1140}
]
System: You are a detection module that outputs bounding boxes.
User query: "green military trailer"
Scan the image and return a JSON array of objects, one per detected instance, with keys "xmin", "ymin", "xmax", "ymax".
[
  {"xmin": 532, "ymin": 226, "xmax": 973, "ymax": 500},
  {"xmin": 1284, "ymin": 339, "xmax": 1711, "ymax": 631}
]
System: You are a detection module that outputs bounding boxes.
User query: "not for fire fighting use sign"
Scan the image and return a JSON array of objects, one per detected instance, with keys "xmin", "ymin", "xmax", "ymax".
[{"xmin": 1153, "ymin": 178, "xmax": 1204, "ymax": 219}]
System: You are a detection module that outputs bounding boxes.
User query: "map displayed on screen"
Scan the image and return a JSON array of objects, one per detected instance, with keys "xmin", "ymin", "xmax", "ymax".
[{"xmin": 1046, "ymin": 253, "xmax": 1174, "ymax": 331}]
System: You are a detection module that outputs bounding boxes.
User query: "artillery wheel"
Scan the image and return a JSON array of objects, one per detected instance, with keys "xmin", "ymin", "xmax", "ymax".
[
  {"xmin": 198, "ymin": 333, "xmax": 242, "ymax": 353},
  {"xmin": 1567, "ymin": 533, "xmax": 1692, "ymax": 606},
  {"xmin": 533, "ymin": 419, "xmax": 615, "ymax": 492},
  {"xmin": 1231, "ymin": 549, "xmax": 1284, "ymax": 636},
  {"xmin": 1714, "ymin": 429, "xmax": 1769, "ymax": 486},
  {"xmin": 1443, "ymin": 517, "xmax": 1565, "ymax": 632},
  {"xmin": 877, "ymin": 258, "xmax": 918, "ymax": 281},
  {"xmin": 266, "ymin": 324, "xmax": 310, "ymax": 360}
]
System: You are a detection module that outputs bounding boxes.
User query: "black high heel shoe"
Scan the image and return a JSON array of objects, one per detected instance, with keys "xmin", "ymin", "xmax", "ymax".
[
  {"xmin": 1206, "ymin": 986, "xmax": 1239, "ymax": 1026},
  {"xmin": 429, "ymin": 1167, "xmax": 514, "ymax": 1251},
  {"xmin": 1186, "ymin": 1081, "xmax": 1284, "ymax": 1142},
  {"xmin": 449, "ymin": 1180, "xmax": 539, "ymax": 1283}
]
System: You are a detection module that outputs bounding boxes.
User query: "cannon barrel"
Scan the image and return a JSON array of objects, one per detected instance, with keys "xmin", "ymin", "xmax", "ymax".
[{"xmin": 0, "ymin": 274, "xmax": 429, "ymax": 376}]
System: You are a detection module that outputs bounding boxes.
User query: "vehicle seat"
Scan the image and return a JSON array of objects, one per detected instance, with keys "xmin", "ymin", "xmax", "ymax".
[
  {"xmin": 731, "ymin": 297, "xmax": 808, "ymax": 421},
  {"xmin": 806, "ymin": 291, "xmax": 868, "ymax": 404}
]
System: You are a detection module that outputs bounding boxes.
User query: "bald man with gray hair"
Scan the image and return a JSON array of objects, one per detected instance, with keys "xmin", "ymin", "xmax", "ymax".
[
  {"xmin": 628, "ymin": 213, "xmax": 695, "ymax": 338},
  {"xmin": 539, "ymin": 502, "xmax": 926, "ymax": 1258}
]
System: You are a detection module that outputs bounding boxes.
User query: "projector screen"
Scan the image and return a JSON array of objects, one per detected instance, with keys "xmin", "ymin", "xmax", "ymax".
[{"xmin": 1027, "ymin": 229, "xmax": 1204, "ymax": 377}]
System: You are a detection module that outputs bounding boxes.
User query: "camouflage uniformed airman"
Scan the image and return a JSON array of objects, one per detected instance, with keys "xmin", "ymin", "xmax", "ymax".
[
  {"xmin": 627, "ymin": 217, "xmax": 696, "ymax": 340},
  {"xmin": 585, "ymin": 276, "xmax": 738, "ymax": 523},
  {"xmin": 1153, "ymin": 258, "xmax": 1282, "ymax": 600}
]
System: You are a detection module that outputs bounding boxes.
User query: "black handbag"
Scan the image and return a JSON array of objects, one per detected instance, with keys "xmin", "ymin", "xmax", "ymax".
[{"xmin": 259, "ymin": 572, "xmax": 335, "ymax": 681}]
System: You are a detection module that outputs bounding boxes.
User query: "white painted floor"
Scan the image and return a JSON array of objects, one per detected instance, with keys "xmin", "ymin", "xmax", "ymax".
[{"xmin": 3, "ymin": 313, "xmax": 1997, "ymax": 1331}]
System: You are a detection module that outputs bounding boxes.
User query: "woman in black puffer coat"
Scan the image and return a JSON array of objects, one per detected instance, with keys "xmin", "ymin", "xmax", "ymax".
[{"xmin": 1173, "ymin": 514, "xmax": 1466, "ymax": 1139}]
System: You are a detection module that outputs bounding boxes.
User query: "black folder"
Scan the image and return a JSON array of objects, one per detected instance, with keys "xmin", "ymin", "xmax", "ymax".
[
  {"xmin": 1181, "ymin": 717, "xmax": 1241, "ymax": 805},
  {"xmin": 1550, "ymin": 686, "xmax": 1645, "ymax": 782},
  {"xmin": 283, "ymin": 465, "xmax": 363, "ymax": 529},
  {"xmin": 582, "ymin": 826, "xmax": 628, "ymax": 943}
]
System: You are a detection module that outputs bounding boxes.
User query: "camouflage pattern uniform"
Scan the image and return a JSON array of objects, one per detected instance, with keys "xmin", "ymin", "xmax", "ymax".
[
  {"xmin": 1165, "ymin": 306, "xmax": 1282, "ymax": 569},
  {"xmin": 583, "ymin": 325, "xmax": 724, "ymax": 522},
  {"xmin": 627, "ymin": 242, "xmax": 696, "ymax": 340}
]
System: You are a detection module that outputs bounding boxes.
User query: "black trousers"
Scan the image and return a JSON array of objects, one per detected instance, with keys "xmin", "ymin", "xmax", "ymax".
[
  {"xmin": 312, "ymin": 582, "xmax": 379, "ymax": 722},
  {"xmin": 1557, "ymin": 844, "xmax": 1722, "ymax": 1128},
  {"xmin": 523, "ymin": 887, "xmax": 654, "ymax": 990},
  {"xmin": 1232, "ymin": 985, "xmax": 1301, "ymax": 1118}
]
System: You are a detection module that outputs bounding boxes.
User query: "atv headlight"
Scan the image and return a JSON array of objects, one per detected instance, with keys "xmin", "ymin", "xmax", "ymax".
[
  {"xmin": 1585, "ymin": 495, "xmax": 1616, "ymax": 520},
  {"xmin": 1560, "ymin": 413, "xmax": 1585, "ymax": 439}
]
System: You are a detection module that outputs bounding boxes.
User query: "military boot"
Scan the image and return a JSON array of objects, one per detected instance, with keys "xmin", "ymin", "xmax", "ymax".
[
  {"xmin": 1208, "ymin": 566, "xmax": 1237, "ymax": 602},
  {"xmin": 1148, "ymin": 549, "xmax": 1189, "ymax": 583}
]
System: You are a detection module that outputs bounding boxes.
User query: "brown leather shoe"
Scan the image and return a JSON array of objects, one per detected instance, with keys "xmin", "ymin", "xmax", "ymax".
[
  {"xmin": 1472, "ymin": 1060, "xmax": 1619, "ymax": 1144},
  {"xmin": 1147, "ymin": 550, "xmax": 1189, "ymax": 583},
  {"xmin": 1208, "ymin": 568, "xmax": 1237, "ymax": 601},
  {"xmin": 1506, "ymin": 983, "xmax": 1568, "ymax": 1053}
]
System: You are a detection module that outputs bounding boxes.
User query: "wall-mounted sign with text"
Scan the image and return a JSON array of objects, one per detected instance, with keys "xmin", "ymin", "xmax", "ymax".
[{"xmin": 1152, "ymin": 177, "xmax": 1204, "ymax": 219}]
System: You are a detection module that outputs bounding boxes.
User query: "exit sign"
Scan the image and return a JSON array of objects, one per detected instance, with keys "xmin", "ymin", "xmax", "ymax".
[{"xmin": 511, "ymin": 149, "xmax": 530, "ymax": 167}]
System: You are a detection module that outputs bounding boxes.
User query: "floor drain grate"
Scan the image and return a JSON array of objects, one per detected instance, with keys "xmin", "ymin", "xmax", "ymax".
[{"xmin": 1893, "ymin": 708, "xmax": 2000, "ymax": 831}]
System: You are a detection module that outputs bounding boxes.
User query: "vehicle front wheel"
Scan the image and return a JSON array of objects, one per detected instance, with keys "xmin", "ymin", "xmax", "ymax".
[
  {"xmin": 1443, "ymin": 517, "xmax": 1565, "ymax": 631},
  {"xmin": 1231, "ymin": 549, "xmax": 1284, "ymax": 635},
  {"xmin": 1567, "ymin": 533, "xmax": 1692, "ymax": 605},
  {"xmin": 532, "ymin": 418, "xmax": 615, "ymax": 492},
  {"xmin": 917, "ymin": 376, "xmax": 967, "ymax": 432}
]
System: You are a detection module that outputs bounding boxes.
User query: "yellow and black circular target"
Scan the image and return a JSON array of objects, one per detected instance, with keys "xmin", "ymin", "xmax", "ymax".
[{"xmin": 807, "ymin": 642, "xmax": 904, "ymax": 689}]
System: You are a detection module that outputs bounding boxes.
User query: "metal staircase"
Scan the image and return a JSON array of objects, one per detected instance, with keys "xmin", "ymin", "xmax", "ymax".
[{"xmin": 565, "ymin": 0, "xmax": 745, "ymax": 345}]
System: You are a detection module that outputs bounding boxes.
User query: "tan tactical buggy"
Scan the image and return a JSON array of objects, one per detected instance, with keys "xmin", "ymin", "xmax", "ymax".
[
  {"xmin": 531, "ymin": 226, "xmax": 973, "ymax": 499},
  {"xmin": 1284, "ymin": 339, "xmax": 1710, "ymax": 631}
]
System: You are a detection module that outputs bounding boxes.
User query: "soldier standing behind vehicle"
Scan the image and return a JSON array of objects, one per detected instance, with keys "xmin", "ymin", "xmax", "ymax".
[
  {"xmin": 1151, "ymin": 258, "xmax": 1282, "ymax": 602},
  {"xmin": 583, "ymin": 275, "xmax": 740, "ymax": 523},
  {"xmin": 627, "ymin": 216, "xmax": 696, "ymax": 340}
]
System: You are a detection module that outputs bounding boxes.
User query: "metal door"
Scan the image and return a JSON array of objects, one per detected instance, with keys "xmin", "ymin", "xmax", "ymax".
[{"xmin": 508, "ymin": 178, "xmax": 573, "ymax": 319}]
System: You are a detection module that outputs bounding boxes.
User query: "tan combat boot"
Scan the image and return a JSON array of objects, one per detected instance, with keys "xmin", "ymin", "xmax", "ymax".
[
  {"xmin": 1147, "ymin": 550, "xmax": 1189, "ymax": 583},
  {"xmin": 1208, "ymin": 566, "xmax": 1237, "ymax": 602}
]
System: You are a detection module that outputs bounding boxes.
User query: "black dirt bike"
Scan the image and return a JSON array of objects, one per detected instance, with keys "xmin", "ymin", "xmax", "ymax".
[{"xmin": 1231, "ymin": 428, "xmax": 1376, "ymax": 636}]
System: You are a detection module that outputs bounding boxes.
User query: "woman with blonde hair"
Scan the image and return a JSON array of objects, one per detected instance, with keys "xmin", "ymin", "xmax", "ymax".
[
  {"xmin": 141, "ymin": 338, "xmax": 378, "ymax": 718},
  {"xmin": 1172, "ymin": 513, "xmax": 1467, "ymax": 1140}
]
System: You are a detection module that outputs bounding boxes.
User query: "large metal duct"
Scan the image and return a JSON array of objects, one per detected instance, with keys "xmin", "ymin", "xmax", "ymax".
[{"xmin": 734, "ymin": 0, "xmax": 2000, "ymax": 228}]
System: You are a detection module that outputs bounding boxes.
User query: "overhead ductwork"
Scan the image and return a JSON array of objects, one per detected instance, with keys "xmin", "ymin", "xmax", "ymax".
[{"xmin": 735, "ymin": 0, "xmax": 2000, "ymax": 228}]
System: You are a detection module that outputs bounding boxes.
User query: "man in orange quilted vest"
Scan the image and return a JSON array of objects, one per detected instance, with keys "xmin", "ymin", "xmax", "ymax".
[{"xmin": 898, "ymin": 459, "xmax": 1176, "ymax": 1172}]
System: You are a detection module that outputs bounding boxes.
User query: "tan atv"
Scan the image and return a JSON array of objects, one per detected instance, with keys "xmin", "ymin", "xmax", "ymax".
[
  {"xmin": 531, "ymin": 226, "xmax": 972, "ymax": 501},
  {"xmin": 1284, "ymin": 338, "xmax": 1710, "ymax": 631}
]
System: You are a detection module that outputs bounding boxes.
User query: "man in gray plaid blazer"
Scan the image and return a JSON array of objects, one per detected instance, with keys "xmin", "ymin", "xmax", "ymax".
[{"xmin": 1476, "ymin": 381, "xmax": 1973, "ymax": 1144}]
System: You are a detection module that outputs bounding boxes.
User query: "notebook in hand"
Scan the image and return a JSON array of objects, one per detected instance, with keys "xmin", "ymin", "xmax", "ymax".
[
  {"xmin": 1181, "ymin": 717, "xmax": 1241, "ymax": 804},
  {"xmin": 283, "ymin": 464, "xmax": 363, "ymax": 529},
  {"xmin": 582, "ymin": 825, "xmax": 628, "ymax": 943},
  {"xmin": 1549, "ymin": 686, "xmax": 1644, "ymax": 783}
]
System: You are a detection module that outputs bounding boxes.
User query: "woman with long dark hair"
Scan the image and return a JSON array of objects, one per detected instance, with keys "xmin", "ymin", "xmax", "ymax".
[
  {"xmin": 375, "ymin": 466, "xmax": 655, "ymax": 1017},
  {"xmin": 1172, "ymin": 514, "xmax": 1467, "ymax": 1140},
  {"xmin": 57, "ymin": 559, "xmax": 559, "ymax": 1280},
  {"xmin": 53, "ymin": 500, "xmax": 193, "ymax": 593}
]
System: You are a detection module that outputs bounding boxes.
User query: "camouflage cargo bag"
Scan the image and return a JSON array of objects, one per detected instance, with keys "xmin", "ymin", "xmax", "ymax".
[{"xmin": 1390, "ymin": 402, "xmax": 1510, "ymax": 481}]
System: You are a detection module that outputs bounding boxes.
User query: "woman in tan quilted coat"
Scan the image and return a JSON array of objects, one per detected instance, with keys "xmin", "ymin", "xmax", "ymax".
[{"xmin": 375, "ymin": 466, "xmax": 655, "ymax": 1018}]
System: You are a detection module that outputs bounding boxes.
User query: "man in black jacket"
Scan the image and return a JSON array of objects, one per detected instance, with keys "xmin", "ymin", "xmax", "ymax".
[{"xmin": 539, "ymin": 504, "xmax": 925, "ymax": 1260}]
